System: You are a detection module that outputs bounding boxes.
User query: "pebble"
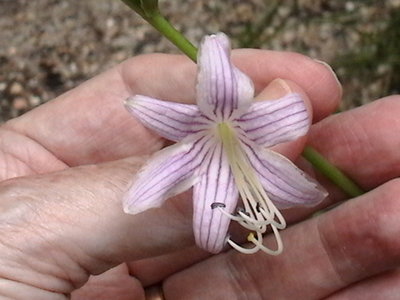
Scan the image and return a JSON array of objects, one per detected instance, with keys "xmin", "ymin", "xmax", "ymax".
[
  {"xmin": 12, "ymin": 97, "xmax": 29, "ymax": 110},
  {"xmin": 0, "ymin": 0, "xmax": 395, "ymax": 122},
  {"xmin": 9, "ymin": 82, "xmax": 23, "ymax": 95},
  {"xmin": 29, "ymin": 96, "xmax": 42, "ymax": 106},
  {"xmin": 0, "ymin": 82, "xmax": 6, "ymax": 91}
]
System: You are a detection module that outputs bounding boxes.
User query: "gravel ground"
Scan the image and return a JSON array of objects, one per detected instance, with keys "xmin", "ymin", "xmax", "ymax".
[{"xmin": 0, "ymin": 0, "xmax": 399, "ymax": 122}]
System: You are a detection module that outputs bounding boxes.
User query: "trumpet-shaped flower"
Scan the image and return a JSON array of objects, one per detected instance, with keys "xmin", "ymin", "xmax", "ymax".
[{"xmin": 123, "ymin": 33, "xmax": 327, "ymax": 254}]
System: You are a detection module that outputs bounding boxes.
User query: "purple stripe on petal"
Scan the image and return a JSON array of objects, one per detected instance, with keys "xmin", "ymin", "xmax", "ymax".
[
  {"xmin": 197, "ymin": 143, "xmax": 218, "ymax": 245},
  {"xmin": 204, "ymin": 144, "xmax": 223, "ymax": 249},
  {"xmin": 196, "ymin": 33, "xmax": 254, "ymax": 120},
  {"xmin": 123, "ymin": 136, "xmax": 215, "ymax": 214},
  {"xmin": 237, "ymin": 93, "xmax": 310, "ymax": 148},
  {"xmin": 239, "ymin": 141, "xmax": 327, "ymax": 209},
  {"xmin": 132, "ymin": 106, "xmax": 202, "ymax": 141},
  {"xmin": 251, "ymin": 113, "xmax": 308, "ymax": 143},
  {"xmin": 241, "ymin": 106, "xmax": 308, "ymax": 132},
  {"xmin": 239, "ymin": 94, "xmax": 303, "ymax": 121},
  {"xmin": 242, "ymin": 139, "xmax": 314, "ymax": 198},
  {"xmin": 193, "ymin": 140, "xmax": 238, "ymax": 253},
  {"xmin": 125, "ymin": 95, "xmax": 204, "ymax": 142},
  {"xmin": 254, "ymin": 117, "xmax": 309, "ymax": 146},
  {"xmin": 133, "ymin": 136, "xmax": 212, "ymax": 201},
  {"xmin": 244, "ymin": 109, "xmax": 306, "ymax": 134}
]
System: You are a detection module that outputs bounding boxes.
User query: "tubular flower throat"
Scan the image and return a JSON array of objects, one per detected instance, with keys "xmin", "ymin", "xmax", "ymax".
[{"xmin": 123, "ymin": 33, "xmax": 327, "ymax": 254}]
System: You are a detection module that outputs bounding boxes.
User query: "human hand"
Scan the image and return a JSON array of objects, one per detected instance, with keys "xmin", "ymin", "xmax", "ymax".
[{"xmin": 0, "ymin": 49, "xmax": 397, "ymax": 299}]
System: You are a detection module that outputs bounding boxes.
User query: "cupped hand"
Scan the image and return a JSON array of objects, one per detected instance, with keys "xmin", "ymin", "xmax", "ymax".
[{"xmin": 1, "ymin": 49, "xmax": 398, "ymax": 300}]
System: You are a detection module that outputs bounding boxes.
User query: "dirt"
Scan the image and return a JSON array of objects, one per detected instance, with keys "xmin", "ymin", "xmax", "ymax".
[{"xmin": 0, "ymin": 0, "xmax": 398, "ymax": 122}]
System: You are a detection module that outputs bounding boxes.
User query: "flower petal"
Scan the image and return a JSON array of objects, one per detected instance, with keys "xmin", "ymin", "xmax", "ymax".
[
  {"xmin": 242, "ymin": 143, "xmax": 327, "ymax": 209},
  {"xmin": 193, "ymin": 141, "xmax": 238, "ymax": 253},
  {"xmin": 125, "ymin": 95, "xmax": 207, "ymax": 142},
  {"xmin": 196, "ymin": 32, "xmax": 254, "ymax": 120},
  {"xmin": 123, "ymin": 136, "xmax": 213, "ymax": 214},
  {"xmin": 237, "ymin": 93, "xmax": 310, "ymax": 147}
]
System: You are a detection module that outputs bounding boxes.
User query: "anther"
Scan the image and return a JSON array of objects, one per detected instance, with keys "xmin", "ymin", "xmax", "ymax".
[
  {"xmin": 211, "ymin": 202, "xmax": 226, "ymax": 209},
  {"xmin": 237, "ymin": 208, "xmax": 250, "ymax": 217}
]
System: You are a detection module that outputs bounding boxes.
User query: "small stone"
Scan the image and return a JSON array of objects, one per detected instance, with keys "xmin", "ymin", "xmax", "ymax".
[
  {"xmin": 29, "ymin": 96, "xmax": 42, "ymax": 107},
  {"xmin": 106, "ymin": 18, "xmax": 115, "ymax": 28},
  {"xmin": 13, "ymin": 97, "xmax": 29, "ymax": 110},
  {"xmin": 8, "ymin": 47, "xmax": 17, "ymax": 55},
  {"xmin": 9, "ymin": 82, "xmax": 23, "ymax": 95},
  {"xmin": 113, "ymin": 51, "xmax": 127, "ymax": 61},
  {"xmin": 389, "ymin": 0, "xmax": 400, "ymax": 8},
  {"xmin": 0, "ymin": 82, "xmax": 6, "ymax": 91},
  {"xmin": 345, "ymin": 1, "xmax": 355, "ymax": 12}
]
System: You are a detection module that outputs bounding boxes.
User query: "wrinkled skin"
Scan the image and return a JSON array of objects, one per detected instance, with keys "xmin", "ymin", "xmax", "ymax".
[{"xmin": 0, "ymin": 50, "xmax": 400, "ymax": 300}]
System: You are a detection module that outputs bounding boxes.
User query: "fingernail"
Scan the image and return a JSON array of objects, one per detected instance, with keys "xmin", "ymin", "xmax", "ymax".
[
  {"xmin": 313, "ymin": 59, "xmax": 343, "ymax": 95},
  {"xmin": 256, "ymin": 78, "xmax": 292, "ymax": 101}
]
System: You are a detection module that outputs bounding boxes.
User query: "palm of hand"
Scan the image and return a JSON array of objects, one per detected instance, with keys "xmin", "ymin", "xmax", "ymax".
[{"xmin": 0, "ymin": 51, "xmax": 399, "ymax": 300}]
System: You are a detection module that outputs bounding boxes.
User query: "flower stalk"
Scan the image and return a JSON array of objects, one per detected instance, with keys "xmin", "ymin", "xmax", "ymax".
[
  {"xmin": 120, "ymin": 0, "xmax": 197, "ymax": 61},
  {"xmin": 302, "ymin": 146, "xmax": 364, "ymax": 197}
]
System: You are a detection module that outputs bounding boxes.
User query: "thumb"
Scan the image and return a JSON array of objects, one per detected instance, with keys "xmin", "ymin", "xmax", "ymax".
[{"xmin": 0, "ymin": 157, "xmax": 193, "ymax": 296}]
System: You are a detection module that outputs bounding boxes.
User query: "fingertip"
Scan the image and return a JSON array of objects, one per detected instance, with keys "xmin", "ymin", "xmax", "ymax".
[
  {"xmin": 310, "ymin": 59, "xmax": 342, "ymax": 120},
  {"xmin": 233, "ymin": 49, "xmax": 342, "ymax": 121},
  {"xmin": 313, "ymin": 59, "xmax": 343, "ymax": 98}
]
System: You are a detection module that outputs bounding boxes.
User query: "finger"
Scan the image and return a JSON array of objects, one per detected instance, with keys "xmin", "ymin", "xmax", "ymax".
[
  {"xmin": 0, "ymin": 157, "xmax": 194, "ymax": 297},
  {"xmin": 0, "ymin": 80, "xmax": 331, "ymax": 296},
  {"xmin": 161, "ymin": 179, "xmax": 400, "ymax": 299},
  {"xmin": 0, "ymin": 127, "xmax": 68, "ymax": 181},
  {"xmin": 233, "ymin": 50, "xmax": 341, "ymax": 121},
  {"xmin": 325, "ymin": 269, "xmax": 400, "ymax": 300},
  {"xmin": 0, "ymin": 77, "xmax": 314, "ymax": 181},
  {"xmin": 128, "ymin": 247, "xmax": 209, "ymax": 286},
  {"xmin": 309, "ymin": 95, "xmax": 400, "ymax": 191},
  {"xmin": 5, "ymin": 51, "xmax": 341, "ymax": 166},
  {"xmin": 71, "ymin": 265, "xmax": 144, "ymax": 300}
]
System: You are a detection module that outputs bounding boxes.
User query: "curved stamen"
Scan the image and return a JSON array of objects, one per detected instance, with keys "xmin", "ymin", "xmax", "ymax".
[
  {"xmin": 258, "ymin": 207, "xmax": 286, "ymax": 230},
  {"xmin": 226, "ymin": 237, "xmax": 260, "ymax": 254},
  {"xmin": 237, "ymin": 211, "xmax": 272, "ymax": 227},
  {"xmin": 217, "ymin": 206, "xmax": 243, "ymax": 222},
  {"xmin": 248, "ymin": 226, "xmax": 283, "ymax": 255},
  {"xmin": 217, "ymin": 207, "xmax": 268, "ymax": 232}
]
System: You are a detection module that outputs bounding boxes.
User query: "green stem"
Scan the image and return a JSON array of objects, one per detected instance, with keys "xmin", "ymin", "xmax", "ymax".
[
  {"xmin": 147, "ymin": 13, "xmax": 198, "ymax": 62},
  {"xmin": 120, "ymin": 0, "xmax": 197, "ymax": 61},
  {"xmin": 302, "ymin": 146, "xmax": 364, "ymax": 197}
]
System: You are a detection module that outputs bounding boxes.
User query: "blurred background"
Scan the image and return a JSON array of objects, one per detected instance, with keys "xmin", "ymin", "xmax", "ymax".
[{"xmin": 0, "ymin": 0, "xmax": 399, "ymax": 122}]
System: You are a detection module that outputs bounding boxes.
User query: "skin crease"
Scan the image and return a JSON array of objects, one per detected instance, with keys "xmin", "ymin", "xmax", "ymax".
[{"xmin": 0, "ymin": 50, "xmax": 399, "ymax": 299}]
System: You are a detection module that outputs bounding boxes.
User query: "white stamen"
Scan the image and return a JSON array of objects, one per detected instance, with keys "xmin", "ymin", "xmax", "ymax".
[
  {"xmin": 218, "ymin": 122, "xmax": 287, "ymax": 254},
  {"xmin": 226, "ymin": 237, "xmax": 260, "ymax": 254},
  {"xmin": 217, "ymin": 206, "xmax": 243, "ymax": 222},
  {"xmin": 217, "ymin": 207, "xmax": 268, "ymax": 232},
  {"xmin": 237, "ymin": 210, "xmax": 271, "ymax": 227},
  {"xmin": 248, "ymin": 227, "xmax": 283, "ymax": 255}
]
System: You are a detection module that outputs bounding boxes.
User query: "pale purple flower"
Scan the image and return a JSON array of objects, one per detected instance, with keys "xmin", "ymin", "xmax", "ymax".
[{"xmin": 123, "ymin": 33, "xmax": 327, "ymax": 254}]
